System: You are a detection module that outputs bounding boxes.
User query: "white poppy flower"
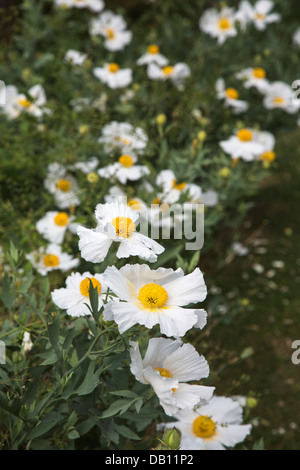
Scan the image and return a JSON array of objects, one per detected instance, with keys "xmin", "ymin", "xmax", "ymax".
[
  {"xmin": 44, "ymin": 163, "xmax": 80, "ymax": 209},
  {"xmin": 97, "ymin": 121, "xmax": 148, "ymax": 155},
  {"xmin": 103, "ymin": 263, "xmax": 207, "ymax": 337},
  {"xmin": 235, "ymin": 67, "xmax": 269, "ymax": 92},
  {"xmin": 77, "ymin": 201, "xmax": 164, "ymax": 263},
  {"xmin": 98, "ymin": 154, "xmax": 150, "ymax": 184},
  {"xmin": 36, "ymin": 211, "xmax": 75, "ymax": 244},
  {"xmin": 26, "ymin": 244, "xmax": 79, "ymax": 276},
  {"xmin": 137, "ymin": 45, "xmax": 169, "ymax": 66},
  {"xmin": 54, "ymin": 0, "xmax": 104, "ymax": 12},
  {"xmin": 51, "ymin": 271, "xmax": 112, "ymax": 317},
  {"xmin": 64, "ymin": 49, "xmax": 87, "ymax": 66},
  {"xmin": 219, "ymin": 128, "xmax": 266, "ymax": 161},
  {"xmin": 160, "ymin": 396, "xmax": 252, "ymax": 450},
  {"xmin": 235, "ymin": 0, "xmax": 281, "ymax": 31},
  {"xmin": 130, "ymin": 337, "xmax": 215, "ymax": 416},
  {"xmin": 93, "ymin": 63, "xmax": 132, "ymax": 89},
  {"xmin": 199, "ymin": 7, "xmax": 237, "ymax": 45},
  {"xmin": 147, "ymin": 63, "xmax": 190, "ymax": 88},
  {"xmin": 215, "ymin": 78, "xmax": 249, "ymax": 114},
  {"xmin": 0, "ymin": 84, "xmax": 50, "ymax": 120},
  {"xmin": 90, "ymin": 10, "xmax": 132, "ymax": 51},
  {"xmin": 261, "ymin": 81, "xmax": 300, "ymax": 114}
]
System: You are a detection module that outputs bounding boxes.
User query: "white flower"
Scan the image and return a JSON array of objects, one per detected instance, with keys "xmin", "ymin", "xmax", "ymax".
[
  {"xmin": 137, "ymin": 45, "xmax": 169, "ymax": 66},
  {"xmin": 261, "ymin": 81, "xmax": 300, "ymax": 114},
  {"xmin": 235, "ymin": 0, "xmax": 281, "ymax": 31},
  {"xmin": 130, "ymin": 338, "xmax": 215, "ymax": 416},
  {"xmin": 97, "ymin": 121, "xmax": 148, "ymax": 155},
  {"xmin": 51, "ymin": 271, "xmax": 112, "ymax": 317},
  {"xmin": 161, "ymin": 396, "xmax": 252, "ymax": 450},
  {"xmin": 199, "ymin": 7, "xmax": 237, "ymax": 45},
  {"xmin": 93, "ymin": 62, "xmax": 132, "ymax": 89},
  {"xmin": 72, "ymin": 156, "xmax": 99, "ymax": 174},
  {"xmin": 98, "ymin": 154, "xmax": 150, "ymax": 184},
  {"xmin": 235, "ymin": 67, "xmax": 269, "ymax": 92},
  {"xmin": 147, "ymin": 63, "xmax": 190, "ymax": 88},
  {"xmin": 219, "ymin": 128, "xmax": 266, "ymax": 161},
  {"xmin": 0, "ymin": 84, "xmax": 50, "ymax": 120},
  {"xmin": 26, "ymin": 244, "xmax": 79, "ymax": 276},
  {"xmin": 64, "ymin": 49, "xmax": 87, "ymax": 66},
  {"xmin": 90, "ymin": 10, "xmax": 132, "ymax": 51},
  {"xmin": 103, "ymin": 263, "xmax": 207, "ymax": 337},
  {"xmin": 77, "ymin": 201, "xmax": 164, "ymax": 263},
  {"xmin": 215, "ymin": 78, "xmax": 249, "ymax": 114},
  {"xmin": 293, "ymin": 28, "xmax": 300, "ymax": 47},
  {"xmin": 54, "ymin": 0, "xmax": 104, "ymax": 12},
  {"xmin": 36, "ymin": 211, "xmax": 75, "ymax": 244},
  {"xmin": 232, "ymin": 242, "xmax": 249, "ymax": 256},
  {"xmin": 22, "ymin": 332, "xmax": 33, "ymax": 356},
  {"xmin": 44, "ymin": 163, "xmax": 80, "ymax": 209}
]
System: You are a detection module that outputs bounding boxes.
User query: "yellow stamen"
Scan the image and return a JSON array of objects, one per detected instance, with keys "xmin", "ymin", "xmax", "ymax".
[
  {"xmin": 105, "ymin": 28, "xmax": 115, "ymax": 40},
  {"xmin": 54, "ymin": 212, "xmax": 69, "ymax": 226},
  {"xmin": 162, "ymin": 66, "xmax": 174, "ymax": 76},
  {"xmin": 79, "ymin": 277, "xmax": 102, "ymax": 297},
  {"xmin": 237, "ymin": 129, "xmax": 253, "ymax": 142},
  {"xmin": 218, "ymin": 17, "xmax": 231, "ymax": 30},
  {"xmin": 118, "ymin": 155, "xmax": 134, "ymax": 167},
  {"xmin": 147, "ymin": 44, "xmax": 159, "ymax": 54},
  {"xmin": 17, "ymin": 98, "xmax": 32, "ymax": 108},
  {"xmin": 272, "ymin": 97, "xmax": 285, "ymax": 105},
  {"xmin": 260, "ymin": 151, "xmax": 275, "ymax": 162},
  {"xmin": 43, "ymin": 254, "xmax": 59, "ymax": 267},
  {"xmin": 252, "ymin": 68, "xmax": 266, "ymax": 79},
  {"xmin": 172, "ymin": 179, "xmax": 187, "ymax": 191},
  {"xmin": 256, "ymin": 13, "xmax": 266, "ymax": 20},
  {"xmin": 108, "ymin": 63, "xmax": 120, "ymax": 73},
  {"xmin": 128, "ymin": 199, "xmax": 141, "ymax": 210},
  {"xmin": 111, "ymin": 216, "xmax": 135, "ymax": 238},
  {"xmin": 193, "ymin": 416, "xmax": 216, "ymax": 439},
  {"xmin": 225, "ymin": 88, "xmax": 239, "ymax": 100},
  {"xmin": 138, "ymin": 283, "xmax": 168, "ymax": 310},
  {"xmin": 154, "ymin": 367, "xmax": 173, "ymax": 378},
  {"xmin": 56, "ymin": 179, "xmax": 71, "ymax": 192}
]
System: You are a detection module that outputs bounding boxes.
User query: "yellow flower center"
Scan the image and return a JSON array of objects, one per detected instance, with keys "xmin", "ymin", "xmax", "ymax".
[
  {"xmin": 237, "ymin": 129, "xmax": 253, "ymax": 142},
  {"xmin": 43, "ymin": 254, "xmax": 59, "ymax": 267},
  {"xmin": 162, "ymin": 66, "xmax": 174, "ymax": 76},
  {"xmin": 252, "ymin": 68, "xmax": 266, "ymax": 79},
  {"xmin": 128, "ymin": 199, "xmax": 141, "ymax": 210},
  {"xmin": 56, "ymin": 179, "xmax": 71, "ymax": 192},
  {"xmin": 255, "ymin": 13, "xmax": 266, "ymax": 20},
  {"xmin": 147, "ymin": 44, "xmax": 159, "ymax": 54},
  {"xmin": 17, "ymin": 97, "xmax": 32, "ymax": 108},
  {"xmin": 153, "ymin": 367, "xmax": 173, "ymax": 378},
  {"xmin": 118, "ymin": 155, "xmax": 134, "ymax": 167},
  {"xmin": 108, "ymin": 63, "xmax": 120, "ymax": 73},
  {"xmin": 193, "ymin": 416, "xmax": 216, "ymax": 439},
  {"xmin": 138, "ymin": 283, "xmax": 168, "ymax": 310},
  {"xmin": 260, "ymin": 151, "xmax": 275, "ymax": 162},
  {"xmin": 111, "ymin": 216, "xmax": 135, "ymax": 238},
  {"xmin": 225, "ymin": 88, "xmax": 239, "ymax": 100},
  {"xmin": 218, "ymin": 17, "xmax": 231, "ymax": 30},
  {"xmin": 105, "ymin": 28, "xmax": 115, "ymax": 40},
  {"xmin": 54, "ymin": 212, "xmax": 69, "ymax": 226},
  {"xmin": 79, "ymin": 277, "xmax": 102, "ymax": 297},
  {"xmin": 152, "ymin": 196, "xmax": 161, "ymax": 205},
  {"xmin": 172, "ymin": 179, "xmax": 187, "ymax": 191},
  {"xmin": 273, "ymin": 96, "xmax": 285, "ymax": 104}
]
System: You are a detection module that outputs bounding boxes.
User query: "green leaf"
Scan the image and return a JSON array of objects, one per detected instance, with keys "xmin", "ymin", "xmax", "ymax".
[
  {"xmin": 67, "ymin": 429, "xmax": 80, "ymax": 440},
  {"xmin": 114, "ymin": 424, "xmax": 140, "ymax": 441},
  {"xmin": 101, "ymin": 399, "xmax": 136, "ymax": 418},
  {"xmin": 75, "ymin": 360, "xmax": 101, "ymax": 396},
  {"xmin": 26, "ymin": 420, "xmax": 57, "ymax": 441}
]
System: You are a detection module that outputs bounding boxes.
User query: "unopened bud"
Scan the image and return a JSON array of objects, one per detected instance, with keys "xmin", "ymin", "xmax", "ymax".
[
  {"xmin": 162, "ymin": 427, "xmax": 181, "ymax": 450},
  {"xmin": 156, "ymin": 114, "xmax": 167, "ymax": 126}
]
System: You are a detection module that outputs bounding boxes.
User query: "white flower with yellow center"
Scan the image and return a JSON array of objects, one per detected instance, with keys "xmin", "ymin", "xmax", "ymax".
[
  {"xmin": 0, "ymin": 84, "xmax": 50, "ymax": 120},
  {"xmin": 102, "ymin": 263, "xmax": 207, "ymax": 337},
  {"xmin": 215, "ymin": 78, "xmax": 249, "ymax": 114},
  {"xmin": 90, "ymin": 10, "xmax": 132, "ymax": 51},
  {"xmin": 36, "ymin": 211, "xmax": 75, "ymax": 244},
  {"xmin": 261, "ymin": 81, "xmax": 300, "ymax": 114},
  {"xmin": 147, "ymin": 63, "xmax": 190, "ymax": 88},
  {"xmin": 54, "ymin": 0, "xmax": 104, "ymax": 12},
  {"xmin": 98, "ymin": 154, "xmax": 150, "ymax": 184},
  {"xmin": 254, "ymin": 130, "xmax": 276, "ymax": 162},
  {"xmin": 137, "ymin": 45, "xmax": 169, "ymax": 66},
  {"xmin": 97, "ymin": 121, "xmax": 148, "ymax": 155},
  {"xmin": 51, "ymin": 271, "xmax": 112, "ymax": 317},
  {"xmin": 77, "ymin": 201, "xmax": 164, "ymax": 263},
  {"xmin": 220, "ymin": 128, "xmax": 266, "ymax": 161},
  {"xmin": 161, "ymin": 396, "xmax": 252, "ymax": 450},
  {"xmin": 235, "ymin": 0, "xmax": 281, "ymax": 31},
  {"xmin": 26, "ymin": 244, "xmax": 79, "ymax": 276},
  {"xmin": 235, "ymin": 67, "xmax": 269, "ymax": 92},
  {"xmin": 93, "ymin": 62, "xmax": 132, "ymax": 89},
  {"xmin": 130, "ymin": 338, "xmax": 215, "ymax": 416},
  {"xmin": 44, "ymin": 163, "xmax": 80, "ymax": 209},
  {"xmin": 199, "ymin": 7, "xmax": 237, "ymax": 45},
  {"xmin": 64, "ymin": 49, "xmax": 87, "ymax": 66}
]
